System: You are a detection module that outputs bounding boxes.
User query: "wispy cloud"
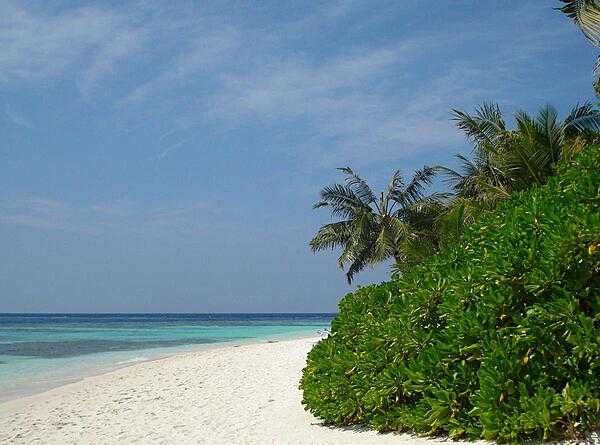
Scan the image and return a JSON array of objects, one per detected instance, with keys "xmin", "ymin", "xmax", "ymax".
[
  {"xmin": 1, "ymin": 2, "xmax": 124, "ymax": 84},
  {"xmin": 0, "ymin": 0, "xmax": 581, "ymax": 169},
  {"xmin": 0, "ymin": 196, "xmax": 89, "ymax": 233},
  {"xmin": 118, "ymin": 26, "xmax": 239, "ymax": 107},
  {"xmin": 78, "ymin": 28, "xmax": 149, "ymax": 98},
  {"xmin": 0, "ymin": 1, "xmax": 205, "ymax": 96},
  {"xmin": 3, "ymin": 103, "xmax": 32, "ymax": 128},
  {"xmin": 114, "ymin": 3, "xmax": 574, "ymax": 167},
  {"xmin": 0, "ymin": 195, "xmax": 217, "ymax": 237},
  {"xmin": 153, "ymin": 139, "xmax": 188, "ymax": 161}
]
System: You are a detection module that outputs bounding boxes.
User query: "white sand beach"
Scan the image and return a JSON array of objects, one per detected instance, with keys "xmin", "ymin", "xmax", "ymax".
[{"xmin": 0, "ymin": 336, "xmax": 463, "ymax": 445}]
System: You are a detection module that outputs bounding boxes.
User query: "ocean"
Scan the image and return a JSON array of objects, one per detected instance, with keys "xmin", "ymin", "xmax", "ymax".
[{"xmin": 0, "ymin": 313, "xmax": 333, "ymax": 402}]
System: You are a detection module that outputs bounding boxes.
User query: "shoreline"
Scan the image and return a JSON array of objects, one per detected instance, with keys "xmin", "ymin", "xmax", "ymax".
[
  {"xmin": 0, "ymin": 336, "xmax": 450, "ymax": 444},
  {"xmin": 0, "ymin": 335, "xmax": 322, "ymax": 411},
  {"xmin": 2, "ymin": 336, "xmax": 596, "ymax": 444},
  {"xmin": 0, "ymin": 329, "xmax": 328, "ymax": 404}
]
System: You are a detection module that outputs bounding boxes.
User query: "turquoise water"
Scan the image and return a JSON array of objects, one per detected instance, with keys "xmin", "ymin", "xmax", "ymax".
[{"xmin": 0, "ymin": 313, "xmax": 333, "ymax": 401}]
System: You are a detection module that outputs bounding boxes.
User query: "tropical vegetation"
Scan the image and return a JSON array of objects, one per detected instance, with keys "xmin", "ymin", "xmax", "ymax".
[
  {"xmin": 310, "ymin": 167, "xmax": 445, "ymax": 283},
  {"xmin": 311, "ymin": 103, "xmax": 600, "ymax": 282},
  {"xmin": 302, "ymin": 3, "xmax": 600, "ymax": 443},
  {"xmin": 301, "ymin": 146, "xmax": 600, "ymax": 443},
  {"xmin": 436, "ymin": 103, "xmax": 600, "ymax": 238}
]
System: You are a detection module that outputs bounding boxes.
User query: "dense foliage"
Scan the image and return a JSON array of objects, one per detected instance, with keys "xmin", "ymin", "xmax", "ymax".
[{"xmin": 301, "ymin": 147, "xmax": 600, "ymax": 443}]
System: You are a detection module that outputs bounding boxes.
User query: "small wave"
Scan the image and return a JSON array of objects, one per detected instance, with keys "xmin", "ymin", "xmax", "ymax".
[{"xmin": 115, "ymin": 356, "xmax": 148, "ymax": 365}]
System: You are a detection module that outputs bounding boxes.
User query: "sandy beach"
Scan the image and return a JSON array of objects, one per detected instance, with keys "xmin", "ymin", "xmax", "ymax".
[{"xmin": 0, "ymin": 336, "xmax": 450, "ymax": 445}]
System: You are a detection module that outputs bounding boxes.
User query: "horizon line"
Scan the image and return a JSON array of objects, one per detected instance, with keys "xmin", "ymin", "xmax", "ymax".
[{"xmin": 0, "ymin": 312, "xmax": 337, "ymax": 315}]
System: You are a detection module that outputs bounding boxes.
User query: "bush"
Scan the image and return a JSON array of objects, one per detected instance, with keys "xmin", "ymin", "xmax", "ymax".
[{"xmin": 300, "ymin": 146, "xmax": 600, "ymax": 443}]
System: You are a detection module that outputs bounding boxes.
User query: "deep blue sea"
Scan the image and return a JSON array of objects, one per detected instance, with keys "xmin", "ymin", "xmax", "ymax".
[{"xmin": 0, "ymin": 313, "xmax": 333, "ymax": 401}]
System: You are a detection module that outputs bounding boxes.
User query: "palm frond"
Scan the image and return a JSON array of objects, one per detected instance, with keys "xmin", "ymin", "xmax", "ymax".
[
  {"xmin": 345, "ymin": 252, "xmax": 370, "ymax": 284},
  {"xmin": 389, "ymin": 166, "xmax": 437, "ymax": 208},
  {"xmin": 337, "ymin": 239, "xmax": 357, "ymax": 270},
  {"xmin": 338, "ymin": 167, "xmax": 377, "ymax": 205},
  {"xmin": 435, "ymin": 164, "xmax": 468, "ymax": 194},
  {"xmin": 336, "ymin": 212, "xmax": 377, "ymax": 268},
  {"xmin": 503, "ymin": 137, "xmax": 545, "ymax": 185},
  {"xmin": 403, "ymin": 165, "xmax": 438, "ymax": 203},
  {"xmin": 437, "ymin": 154, "xmax": 483, "ymax": 198},
  {"xmin": 372, "ymin": 225, "xmax": 394, "ymax": 264},
  {"xmin": 536, "ymin": 105, "xmax": 563, "ymax": 163},
  {"xmin": 514, "ymin": 110, "xmax": 538, "ymax": 140},
  {"xmin": 309, "ymin": 221, "xmax": 352, "ymax": 252},
  {"xmin": 536, "ymin": 105, "xmax": 560, "ymax": 141},
  {"xmin": 452, "ymin": 102, "xmax": 506, "ymax": 149},
  {"xmin": 386, "ymin": 217, "xmax": 412, "ymax": 244},
  {"xmin": 563, "ymin": 102, "xmax": 600, "ymax": 134},
  {"xmin": 343, "ymin": 217, "xmax": 379, "ymax": 284},
  {"xmin": 558, "ymin": 0, "xmax": 600, "ymax": 46},
  {"xmin": 383, "ymin": 170, "xmax": 405, "ymax": 202},
  {"xmin": 400, "ymin": 194, "xmax": 448, "ymax": 230},
  {"xmin": 313, "ymin": 184, "xmax": 371, "ymax": 218}
]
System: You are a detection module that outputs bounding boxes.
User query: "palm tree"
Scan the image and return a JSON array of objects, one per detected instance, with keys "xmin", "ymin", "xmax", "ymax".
[
  {"xmin": 310, "ymin": 166, "xmax": 444, "ymax": 283},
  {"xmin": 435, "ymin": 102, "xmax": 517, "ymax": 230},
  {"xmin": 437, "ymin": 102, "xmax": 600, "ymax": 232},
  {"xmin": 508, "ymin": 103, "xmax": 600, "ymax": 184},
  {"xmin": 442, "ymin": 103, "xmax": 513, "ymax": 205}
]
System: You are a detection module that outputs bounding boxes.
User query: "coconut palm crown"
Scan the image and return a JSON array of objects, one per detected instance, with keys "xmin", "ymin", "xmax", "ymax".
[
  {"xmin": 310, "ymin": 166, "xmax": 443, "ymax": 283},
  {"xmin": 436, "ymin": 102, "xmax": 600, "ymax": 232}
]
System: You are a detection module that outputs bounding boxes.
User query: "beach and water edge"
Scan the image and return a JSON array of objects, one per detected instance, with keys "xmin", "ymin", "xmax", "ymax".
[
  {"xmin": 0, "ymin": 313, "xmax": 333, "ymax": 403},
  {"xmin": 0, "ymin": 335, "xmax": 441, "ymax": 445}
]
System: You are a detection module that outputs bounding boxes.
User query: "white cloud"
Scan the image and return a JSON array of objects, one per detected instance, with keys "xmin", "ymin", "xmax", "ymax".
[
  {"xmin": 200, "ymin": 40, "xmax": 481, "ymax": 166},
  {"xmin": 3, "ymin": 104, "xmax": 32, "ymax": 128},
  {"xmin": 153, "ymin": 139, "xmax": 188, "ymax": 161},
  {"xmin": 0, "ymin": 195, "xmax": 216, "ymax": 237},
  {"xmin": 0, "ymin": 2, "xmax": 122, "ymax": 83},
  {"xmin": 118, "ymin": 27, "xmax": 239, "ymax": 107},
  {"xmin": 78, "ymin": 28, "xmax": 149, "ymax": 98},
  {"xmin": 0, "ymin": 0, "xmax": 580, "ymax": 169},
  {"xmin": 214, "ymin": 46, "xmax": 403, "ymax": 116},
  {"xmin": 0, "ymin": 1, "xmax": 209, "ymax": 97},
  {"xmin": 0, "ymin": 196, "xmax": 90, "ymax": 233}
]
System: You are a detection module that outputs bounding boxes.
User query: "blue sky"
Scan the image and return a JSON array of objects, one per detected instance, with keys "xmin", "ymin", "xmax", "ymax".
[{"xmin": 0, "ymin": 0, "xmax": 596, "ymax": 312}]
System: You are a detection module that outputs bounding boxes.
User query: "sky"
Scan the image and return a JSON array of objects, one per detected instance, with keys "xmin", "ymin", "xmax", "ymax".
[{"xmin": 0, "ymin": 0, "xmax": 596, "ymax": 313}]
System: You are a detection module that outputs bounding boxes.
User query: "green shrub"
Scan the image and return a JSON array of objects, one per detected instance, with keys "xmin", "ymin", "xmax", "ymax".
[{"xmin": 301, "ymin": 146, "xmax": 600, "ymax": 443}]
